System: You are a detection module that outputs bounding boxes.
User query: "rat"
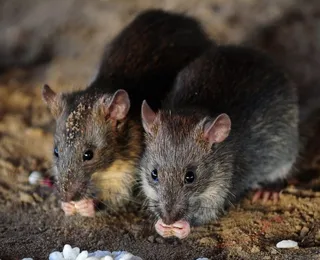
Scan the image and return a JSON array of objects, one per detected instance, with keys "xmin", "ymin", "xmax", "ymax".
[
  {"xmin": 140, "ymin": 44, "xmax": 299, "ymax": 239},
  {"xmin": 41, "ymin": 9, "xmax": 212, "ymax": 217}
]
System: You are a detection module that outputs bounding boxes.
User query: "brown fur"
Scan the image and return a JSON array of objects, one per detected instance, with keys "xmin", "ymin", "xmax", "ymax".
[
  {"xmin": 42, "ymin": 9, "xmax": 212, "ymax": 211},
  {"xmin": 91, "ymin": 119, "xmax": 143, "ymax": 206}
]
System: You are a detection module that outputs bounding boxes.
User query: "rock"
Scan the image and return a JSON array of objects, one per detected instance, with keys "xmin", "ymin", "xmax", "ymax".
[
  {"xmin": 155, "ymin": 237, "xmax": 165, "ymax": 244},
  {"xmin": 315, "ymin": 230, "xmax": 320, "ymax": 242},
  {"xmin": 33, "ymin": 192, "xmax": 44, "ymax": 202},
  {"xmin": 147, "ymin": 235, "xmax": 155, "ymax": 243},
  {"xmin": 295, "ymin": 225, "xmax": 302, "ymax": 231},
  {"xmin": 19, "ymin": 191, "xmax": 34, "ymax": 204},
  {"xmin": 300, "ymin": 226, "xmax": 309, "ymax": 237},
  {"xmin": 198, "ymin": 237, "xmax": 216, "ymax": 246},
  {"xmin": 276, "ymin": 240, "xmax": 298, "ymax": 248},
  {"xmin": 250, "ymin": 245, "xmax": 260, "ymax": 253}
]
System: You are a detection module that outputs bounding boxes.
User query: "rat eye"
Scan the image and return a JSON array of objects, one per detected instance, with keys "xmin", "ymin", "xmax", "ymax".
[
  {"xmin": 151, "ymin": 169, "xmax": 158, "ymax": 182},
  {"xmin": 54, "ymin": 147, "xmax": 59, "ymax": 158},
  {"xmin": 83, "ymin": 150, "xmax": 94, "ymax": 161},
  {"xmin": 184, "ymin": 171, "xmax": 195, "ymax": 184}
]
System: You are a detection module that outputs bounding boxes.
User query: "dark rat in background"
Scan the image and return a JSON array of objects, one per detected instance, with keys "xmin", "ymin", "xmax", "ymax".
[
  {"xmin": 140, "ymin": 44, "xmax": 298, "ymax": 238},
  {"xmin": 42, "ymin": 9, "xmax": 212, "ymax": 217}
]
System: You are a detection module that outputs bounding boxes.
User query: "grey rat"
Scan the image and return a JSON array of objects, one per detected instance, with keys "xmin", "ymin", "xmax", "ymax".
[
  {"xmin": 41, "ymin": 9, "xmax": 212, "ymax": 217},
  {"xmin": 140, "ymin": 44, "xmax": 298, "ymax": 238}
]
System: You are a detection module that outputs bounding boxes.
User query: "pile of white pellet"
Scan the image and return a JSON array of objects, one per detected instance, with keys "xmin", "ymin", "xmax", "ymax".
[
  {"xmin": 22, "ymin": 244, "xmax": 209, "ymax": 260},
  {"xmin": 22, "ymin": 244, "xmax": 142, "ymax": 260}
]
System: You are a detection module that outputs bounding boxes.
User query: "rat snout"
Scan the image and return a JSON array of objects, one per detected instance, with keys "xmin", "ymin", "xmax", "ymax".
[
  {"xmin": 161, "ymin": 204, "xmax": 185, "ymax": 225},
  {"xmin": 58, "ymin": 179, "xmax": 87, "ymax": 202}
]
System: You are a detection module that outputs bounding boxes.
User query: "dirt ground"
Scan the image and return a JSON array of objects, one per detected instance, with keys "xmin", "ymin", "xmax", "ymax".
[{"xmin": 0, "ymin": 0, "xmax": 320, "ymax": 259}]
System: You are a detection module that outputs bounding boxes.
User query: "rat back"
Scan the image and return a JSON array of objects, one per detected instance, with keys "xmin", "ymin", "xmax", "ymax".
[
  {"xmin": 169, "ymin": 45, "xmax": 298, "ymax": 199},
  {"xmin": 90, "ymin": 9, "xmax": 212, "ymax": 113}
]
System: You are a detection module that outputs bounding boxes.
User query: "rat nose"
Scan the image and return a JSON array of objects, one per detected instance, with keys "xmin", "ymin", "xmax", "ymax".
[
  {"xmin": 64, "ymin": 190, "xmax": 82, "ymax": 202},
  {"xmin": 59, "ymin": 181, "xmax": 85, "ymax": 202},
  {"xmin": 161, "ymin": 207, "xmax": 184, "ymax": 225}
]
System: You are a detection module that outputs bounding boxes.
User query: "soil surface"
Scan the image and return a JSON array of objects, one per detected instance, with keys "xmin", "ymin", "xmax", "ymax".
[{"xmin": 0, "ymin": 0, "xmax": 320, "ymax": 259}]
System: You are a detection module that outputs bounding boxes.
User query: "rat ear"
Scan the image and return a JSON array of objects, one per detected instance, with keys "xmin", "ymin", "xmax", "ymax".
[
  {"xmin": 141, "ymin": 100, "xmax": 158, "ymax": 134},
  {"xmin": 203, "ymin": 113, "xmax": 231, "ymax": 147},
  {"xmin": 42, "ymin": 84, "xmax": 64, "ymax": 119},
  {"xmin": 103, "ymin": 89, "xmax": 130, "ymax": 120}
]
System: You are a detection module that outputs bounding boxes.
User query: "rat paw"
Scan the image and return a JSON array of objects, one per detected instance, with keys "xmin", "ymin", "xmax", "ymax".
[
  {"xmin": 251, "ymin": 190, "xmax": 281, "ymax": 204},
  {"xmin": 73, "ymin": 199, "xmax": 96, "ymax": 217},
  {"xmin": 61, "ymin": 202, "xmax": 77, "ymax": 216},
  {"xmin": 251, "ymin": 178, "xmax": 288, "ymax": 204},
  {"xmin": 155, "ymin": 219, "xmax": 190, "ymax": 239}
]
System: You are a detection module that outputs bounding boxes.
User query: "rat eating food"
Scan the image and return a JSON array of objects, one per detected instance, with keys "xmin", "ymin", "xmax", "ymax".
[
  {"xmin": 140, "ymin": 44, "xmax": 298, "ymax": 238},
  {"xmin": 42, "ymin": 9, "xmax": 211, "ymax": 217}
]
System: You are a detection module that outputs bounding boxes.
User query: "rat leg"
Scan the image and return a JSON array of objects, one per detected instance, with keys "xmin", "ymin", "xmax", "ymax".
[
  {"xmin": 251, "ymin": 179, "xmax": 288, "ymax": 204},
  {"xmin": 251, "ymin": 161, "xmax": 295, "ymax": 204},
  {"xmin": 73, "ymin": 199, "xmax": 96, "ymax": 217},
  {"xmin": 61, "ymin": 201, "xmax": 76, "ymax": 216}
]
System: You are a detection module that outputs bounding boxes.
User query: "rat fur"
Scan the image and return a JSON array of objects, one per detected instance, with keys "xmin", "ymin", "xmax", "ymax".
[
  {"xmin": 42, "ymin": 9, "xmax": 212, "ymax": 214},
  {"xmin": 140, "ymin": 44, "xmax": 298, "ymax": 230}
]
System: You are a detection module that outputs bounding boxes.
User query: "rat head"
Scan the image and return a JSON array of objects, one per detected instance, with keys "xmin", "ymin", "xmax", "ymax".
[
  {"xmin": 42, "ymin": 84, "xmax": 130, "ymax": 202},
  {"xmin": 140, "ymin": 101, "xmax": 232, "ymax": 238}
]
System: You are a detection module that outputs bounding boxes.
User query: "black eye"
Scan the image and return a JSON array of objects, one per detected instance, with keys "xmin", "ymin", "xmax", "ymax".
[
  {"xmin": 83, "ymin": 150, "xmax": 94, "ymax": 161},
  {"xmin": 54, "ymin": 147, "xmax": 59, "ymax": 158},
  {"xmin": 151, "ymin": 169, "xmax": 158, "ymax": 182},
  {"xmin": 184, "ymin": 171, "xmax": 195, "ymax": 184}
]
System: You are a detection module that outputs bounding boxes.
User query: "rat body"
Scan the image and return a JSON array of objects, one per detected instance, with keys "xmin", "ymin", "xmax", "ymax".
[
  {"xmin": 140, "ymin": 44, "xmax": 298, "ymax": 238},
  {"xmin": 42, "ymin": 9, "xmax": 211, "ymax": 217}
]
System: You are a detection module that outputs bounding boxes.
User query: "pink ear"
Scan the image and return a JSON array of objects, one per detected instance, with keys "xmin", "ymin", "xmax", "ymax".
[
  {"xmin": 141, "ymin": 100, "xmax": 157, "ymax": 134},
  {"xmin": 107, "ymin": 89, "xmax": 130, "ymax": 120},
  {"xmin": 203, "ymin": 113, "xmax": 231, "ymax": 146},
  {"xmin": 42, "ymin": 84, "xmax": 63, "ymax": 119}
]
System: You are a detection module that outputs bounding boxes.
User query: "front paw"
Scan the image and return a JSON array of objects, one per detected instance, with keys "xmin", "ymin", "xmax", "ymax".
[
  {"xmin": 73, "ymin": 199, "xmax": 96, "ymax": 217},
  {"xmin": 61, "ymin": 201, "xmax": 77, "ymax": 216}
]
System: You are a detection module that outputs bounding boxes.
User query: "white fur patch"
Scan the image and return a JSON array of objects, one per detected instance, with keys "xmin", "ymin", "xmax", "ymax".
[{"xmin": 142, "ymin": 177, "xmax": 158, "ymax": 201}]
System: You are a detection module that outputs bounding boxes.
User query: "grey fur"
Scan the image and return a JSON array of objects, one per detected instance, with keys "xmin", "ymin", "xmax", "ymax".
[{"xmin": 140, "ymin": 45, "xmax": 299, "ymax": 226}]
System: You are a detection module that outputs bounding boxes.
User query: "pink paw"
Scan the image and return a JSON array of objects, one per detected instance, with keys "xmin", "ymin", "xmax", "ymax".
[
  {"xmin": 74, "ymin": 199, "xmax": 95, "ymax": 217},
  {"xmin": 61, "ymin": 201, "xmax": 76, "ymax": 216},
  {"xmin": 252, "ymin": 190, "xmax": 281, "ymax": 204},
  {"xmin": 155, "ymin": 219, "xmax": 190, "ymax": 239}
]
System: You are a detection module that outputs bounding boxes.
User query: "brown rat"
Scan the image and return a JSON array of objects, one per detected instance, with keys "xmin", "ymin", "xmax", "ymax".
[
  {"xmin": 42, "ymin": 9, "xmax": 212, "ymax": 217},
  {"xmin": 140, "ymin": 44, "xmax": 298, "ymax": 238}
]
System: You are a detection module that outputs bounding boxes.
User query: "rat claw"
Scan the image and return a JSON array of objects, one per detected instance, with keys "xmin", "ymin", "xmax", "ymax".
[
  {"xmin": 155, "ymin": 219, "xmax": 191, "ymax": 239},
  {"xmin": 252, "ymin": 190, "xmax": 263, "ymax": 203},
  {"xmin": 252, "ymin": 190, "xmax": 281, "ymax": 204},
  {"xmin": 155, "ymin": 219, "xmax": 173, "ymax": 238},
  {"xmin": 272, "ymin": 192, "xmax": 280, "ymax": 204},
  {"xmin": 61, "ymin": 202, "xmax": 76, "ymax": 216},
  {"xmin": 172, "ymin": 221, "xmax": 191, "ymax": 239},
  {"xmin": 262, "ymin": 191, "xmax": 271, "ymax": 204},
  {"xmin": 74, "ymin": 199, "xmax": 95, "ymax": 217}
]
